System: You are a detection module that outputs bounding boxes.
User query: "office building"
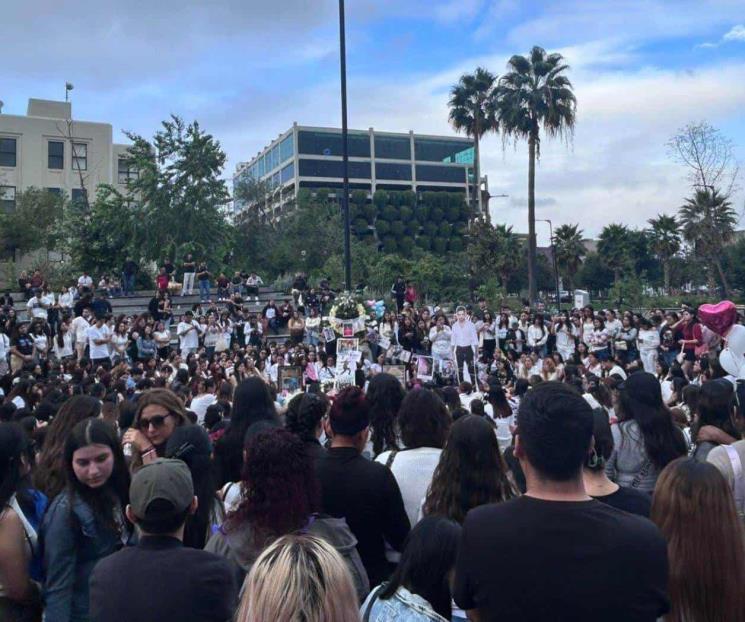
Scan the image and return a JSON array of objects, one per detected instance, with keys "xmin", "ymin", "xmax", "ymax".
[
  {"xmin": 0, "ymin": 98, "xmax": 134, "ymax": 212},
  {"xmin": 233, "ymin": 123, "xmax": 484, "ymax": 221}
]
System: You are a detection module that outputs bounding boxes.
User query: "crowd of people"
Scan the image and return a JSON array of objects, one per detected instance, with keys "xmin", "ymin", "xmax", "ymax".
[{"xmin": 1, "ymin": 267, "xmax": 744, "ymax": 622}]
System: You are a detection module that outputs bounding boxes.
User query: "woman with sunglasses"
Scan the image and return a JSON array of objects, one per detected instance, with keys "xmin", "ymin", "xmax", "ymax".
[{"xmin": 121, "ymin": 389, "xmax": 191, "ymax": 471}]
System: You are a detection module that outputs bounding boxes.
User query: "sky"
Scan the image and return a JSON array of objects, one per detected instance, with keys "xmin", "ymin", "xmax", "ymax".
[{"xmin": 3, "ymin": 0, "xmax": 745, "ymax": 243}]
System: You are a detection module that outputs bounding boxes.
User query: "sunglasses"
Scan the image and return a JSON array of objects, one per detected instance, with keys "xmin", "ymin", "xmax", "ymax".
[{"xmin": 138, "ymin": 413, "xmax": 173, "ymax": 430}]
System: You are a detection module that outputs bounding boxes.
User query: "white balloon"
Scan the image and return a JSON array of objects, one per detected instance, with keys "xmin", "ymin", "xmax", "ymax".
[
  {"xmin": 725, "ymin": 324, "xmax": 745, "ymax": 358},
  {"xmin": 719, "ymin": 348, "xmax": 744, "ymax": 378}
]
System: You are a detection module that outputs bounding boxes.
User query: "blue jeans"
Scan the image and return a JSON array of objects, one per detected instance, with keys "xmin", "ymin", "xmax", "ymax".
[
  {"xmin": 198, "ymin": 279, "xmax": 210, "ymax": 301},
  {"xmin": 122, "ymin": 272, "xmax": 135, "ymax": 295}
]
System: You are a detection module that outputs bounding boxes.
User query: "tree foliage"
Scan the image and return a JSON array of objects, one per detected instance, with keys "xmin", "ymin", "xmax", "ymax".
[
  {"xmin": 553, "ymin": 223, "xmax": 585, "ymax": 291},
  {"xmin": 0, "ymin": 188, "xmax": 65, "ymax": 257}
]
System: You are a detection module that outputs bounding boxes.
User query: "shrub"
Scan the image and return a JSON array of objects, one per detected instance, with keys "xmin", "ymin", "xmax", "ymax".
[
  {"xmin": 382, "ymin": 237, "xmax": 399, "ymax": 253},
  {"xmin": 382, "ymin": 205, "xmax": 399, "ymax": 221},
  {"xmin": 351, "ymin": 189, "xmax": 368, "ymax": 206},
  {"xmin": 373, "ymin": 190, "xmax": 389, "ymax": 208},
  {"xmin": 404, "ymin": 223, "xmax": 419, "ymax": 237},
  {"xmin": 363, "ymin": 204, "xmax": 377, "ymax": 223},
  {"xmin": 354, "ymin": 217, "xmax": 369, "ymax": 232},
  {"xmin": 350, "ymin": 204, "xmax": 365, "ymax": 221},
  {"xmin": 431, "ymin": 207, "xmax": 445, "ymax": 224},
  {"xmin": 438, "ymin": 222, "xmax": 452, "ymax": 237},
  {"xmin": 399, "ymin": 206, "xmax": 413, "ymax": 222},
  {"xmin": 446, "ymin": 205, "xmax": 461, "ymax": 222},
  {"xmin": 390, "ymin": 220, "xmax": 406, "ymax": 238},
  {"xmin": 433, "ymin": 237, "xmax": 448, "ymax": 254},
  {"xmin": 416, "ymin": 236, "xmax": 432, "ymax": 251},
  {"xmin": 423, "ymin": 222, "xmax": 438, "ymax": 237},
  {"xmin": 401, "ymin": 190, "xmax": 416, "ymax": 207},
  {"xmin": 400, "ymin": 236, "xmax": 415, "ymax": 256},
  {"xmin": 375, "ymin": 219, "xmax": 391, "ymax": 236},
  {"xmin": 389, "ymin": 191, "xmax": 403, "ymax": 207},
  {"xmin": 448, "ymin": 238, "xmax": 464, "ymax": 252}
]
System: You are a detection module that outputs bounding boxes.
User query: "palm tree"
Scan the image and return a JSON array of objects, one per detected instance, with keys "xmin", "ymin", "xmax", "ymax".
[
  {"xmin": 678, "ymin": 188, "xmax": 738, "ymax": 296},
  {"xmin": 493, "ymin": 224, "xmax": 523, "ymax": 289},
  {"xmin": 597, "ymin": 223, "xmax": 633, "ymax": 284},
  {"xmin": 553, "ymin": 223, "xmax": 585, "ymax": 292},
  {"xmin": 448, "ymin": 67, "xmax": 498, "ymax": 223},
  {"xmin": 647, "ymin": 214, "xmax": 680, "ymax": 294},
  {"xmin": 494, "ymin": 46, "xmax": 576, "ymax": 304}
]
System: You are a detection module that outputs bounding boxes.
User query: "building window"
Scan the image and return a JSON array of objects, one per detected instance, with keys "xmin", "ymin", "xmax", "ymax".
[
  {"xmin": 280, "ymin": 135, "xmax": 294, "ymax": 163},
  {"xmin": 297, "ymin": 130, "xmax": 370, "ymax": 158},
  {"xmin": 280, "ymin": 162, "xmax": 295, "ymax": 184},
  {"xmin": 0, "ymin": 138, "xmax": 17, "ymax": 167},
  {"xmin": 0, "ymin": 186, "xmax": 16, "ymax": 212},
  {"xmin": 258, "ymin": 155, "xmax": 266, "ymax": 177},
  {"xmin": 48, "ymin": 141, "xmax": 64, "ymax": 169},
  {"xmin": 374, "ymin": 135, "xmax": 411, "ymax": 160},
  {"xmin": 71, "ymin": 188, "xmax": 88, "ymax": 205},
  {"xmin": 72, "ymin": 142, "xmax": 88, "ymax": 171},
  {"xmin": 298, "ymin": 158, "xmax": 371, "ymax": 179},
  {"xmin": 414, "ymin": 138, "xmax": 473, "ymax": 163},
  {"xmin": 118, "ymin": 158, "xmax": 138, "ymax": 184},
  {"xmin": 376, "ymin": 162, "xmax": 412, "ymax": 181},
  {"xmin": 46, "ymin": 187, "xmax": 62, "ymax": 196},
  {"xmin": 415, "ymin": 164, "xmax": 467, "ymax": 183}
]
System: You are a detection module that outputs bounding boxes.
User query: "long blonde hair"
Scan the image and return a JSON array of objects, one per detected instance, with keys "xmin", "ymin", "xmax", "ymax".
[{"xmin": 236, "ymin": 535, "xmax": 360, "ymax": 622}]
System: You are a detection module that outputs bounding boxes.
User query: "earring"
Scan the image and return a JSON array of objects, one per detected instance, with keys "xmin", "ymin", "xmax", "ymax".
[{"xmin": 587, "ymin": 449, "xmax": 599, "ymax": 469}]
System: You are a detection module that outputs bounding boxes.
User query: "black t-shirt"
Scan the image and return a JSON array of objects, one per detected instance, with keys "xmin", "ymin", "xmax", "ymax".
[
  {"xmin": 12, "ymin": 334, "xmax": 34, "ymax": 355},
  {"xmin": 454, "ymin": 496, "xmax": 669, "ymax": 622},
  {"xmin": 592, "ymin": 486, "xmax": 652, "ymax": 518}
]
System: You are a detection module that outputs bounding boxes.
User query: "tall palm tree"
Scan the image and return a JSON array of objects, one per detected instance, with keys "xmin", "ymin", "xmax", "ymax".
[
  {"xmin": 448, "ymin": 67, "xmax": 498, "ymax": 223},
  {"xmin": 494, "ymin": 46, "xmax": 576, "ymax": 304},
  {"xmin": 553, "ymin": 223, "xmax": 585, "ymax": 292},
  {"xmin": 493, "ymin": 223, "xmax": 523, "ymax": 289},
  {"xmin": 597, "ymin": 223, "xmax": 633, "ymax": 285},
  {"xmin": 678, "ymin": 188, "xmax": 738, "ymax": 296},
  {"xmin": 647, "ymin": 214, "xmax": 680, "ymax": 294}
]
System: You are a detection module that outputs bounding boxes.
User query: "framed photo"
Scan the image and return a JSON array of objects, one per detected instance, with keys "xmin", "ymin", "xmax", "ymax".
[
  {"xmin": 322, "ymin": 327, "xmax": 336, "ymax": 342},
  {"xmin": 399, "ymin": 349, "xmax": 412, "ymax": 363},
  {"xmin": 337, "ymin": 338, "xmax": 359, "ymax": 360},
  {"xmin": 378, "ymin": 335, "xmax": 391, "ymax": 350},
  {"xmin": 437, "ymin": 358, "xmax": 456, "ymax": 378},
  {"xmin": 334, "ymin": 367, "xmax": 356, "ymax": 391},
  {"xmin": 416, "ymin": 355, "xmax": 434, "ymax": 382},
  {"xmin": 383, "ymin": 364, "xmax": 407, "ymax": 387},
  {"xmin": 342, "ymin": 322, "xmax": 355, "ymax": 337},
  {"xmin": 278, "ymin": 365, "xmax": 303, "ymax": 393}
]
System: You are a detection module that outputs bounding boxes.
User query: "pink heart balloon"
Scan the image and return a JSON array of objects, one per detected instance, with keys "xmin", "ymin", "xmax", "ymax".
[{"xmin": 698, "ymin": 300, "xmax": 737, "ymax": 336}]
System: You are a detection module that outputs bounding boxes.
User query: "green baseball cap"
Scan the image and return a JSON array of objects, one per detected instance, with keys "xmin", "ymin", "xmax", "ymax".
[{"xmin": 129, "ymin": 458, "xmax": 194, "ymax": 520}]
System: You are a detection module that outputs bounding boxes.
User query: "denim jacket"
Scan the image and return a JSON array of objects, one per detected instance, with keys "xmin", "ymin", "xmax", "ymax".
[
  {"xmin": 360, "ymin": 585, "xmax": 448, "ymax": 622},
  {"xmin": 40, "ymin": 491, "xmax": 126, "ymax": 622}
]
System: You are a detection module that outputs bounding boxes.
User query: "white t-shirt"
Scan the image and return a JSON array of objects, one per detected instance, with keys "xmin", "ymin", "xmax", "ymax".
[
  {"xmin": 375, "ymin": 447, "xmax": 442, "ymax": 529},
  {"xmin": 78, "ymin": 275, "xmax": 93, "ymax": 288},
  {"xmin": 53, "ymin": 333, "xmax": 74, "ymax": 359},
  {"xmin": 190, "ymin": 393, "xmax": 217, "ymax": 425},
  {"xmin": 58, "ymin": 291, "xmax": 74, "ymax": 309},
  {"xmin": 71, "ymin": 316, "xmax": 91, "ymax": 344},
  {"xmin": 33, "ymin": 334, "xmax": 48, "ymax": 353},
  {"xmin": 27, "ymin": 297, "xmax": 48, "ymax": 320},
  {"xmin": 86, "ymin": 324, "xmax": 111, "ymax": 359},
  {"xmin": 0, "ymin": 333, "xmax": 10, "ymax": 359},
  {"xmin": 110, "ymin": 333, "xmax": 129, "ymax": 357},
  {"xmin": 178, "ymin": 321, "xmax": 200, "ymax": 350}
]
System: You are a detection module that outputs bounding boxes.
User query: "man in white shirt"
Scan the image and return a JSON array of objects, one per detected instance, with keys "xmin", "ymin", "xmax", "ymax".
[
  {"xmin": 87, "ymin": 315, "xmax": 112, "ymax": 369},
  {"xmin": 177, "ymin": 311, "xmax": 202, "ymax": 356},
  {"xmin": 451, "ymin": 305, "xmax": 479, "ymax": 385},
  {"xmin": 26, "ymin": 289, "xmax": 50, "ymax": 321},
  {"xmin": 602, "ymin": 358, "xmax": 628, "ymax": 380},
  {"xmin": 71, "ymin": 308, "xmax": 92, "ymax": 360},
  {"xmin": 189, "ymin": 378, "xmax": 217, "ymax": 425},
  {"xmin": 77, "ymin": 272, "xmax": 93, "ymax": 294}
]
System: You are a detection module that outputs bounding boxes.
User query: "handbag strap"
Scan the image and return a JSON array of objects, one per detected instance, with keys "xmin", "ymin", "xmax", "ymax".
[
  {"xmin": 723, "ymin": 445, "xmax": 745, "ymax": 510},
  {"xmin": 631, "ymin": 458, "xmax": 653, "ymax": 489},
  {"xmin": 385, "ymin": 450, "xmax": 398, "ymax": 470},
  {"xmin": 362, "ymin": 585, "xmax": 385, "ymax": 622}
]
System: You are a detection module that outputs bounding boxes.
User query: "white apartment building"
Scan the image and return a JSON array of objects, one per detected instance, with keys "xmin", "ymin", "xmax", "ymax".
[{"xmin": 0, "ymin": 98, "xmax": 135, "ymax": 212}]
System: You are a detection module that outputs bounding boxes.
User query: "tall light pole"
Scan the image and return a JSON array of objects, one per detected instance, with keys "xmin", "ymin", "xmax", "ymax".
[
  {"xmin": 538, "ymin": 219, "xmax": 561, "ymax": 312},
  {"xmin": 338, "ymin": 0, "xmax": 352, "ymax": 291}
]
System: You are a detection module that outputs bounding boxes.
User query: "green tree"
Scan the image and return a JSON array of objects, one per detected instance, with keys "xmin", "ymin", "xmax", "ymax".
[
  {"xmin": 0, "ymin": 188, "xmax": 65, "ymax": 258},
  {"xmin": 494, "ymin": 46, "xmax": 577, "ymax": 304},
  {"xmin": 575, "ymin": 252, "xmax": 613, "ymax": 293},
  {"xmin": 553, "ymin": 223, "xmax": 585, "ymax": 292},
  {"xmin": 467, "ymin": 223, "xmax": 522, "ymax": 291},
  {"xmin": 597, "ymin": 223, "xmax": 634, "ymax": 284},
  {"xmin": 678, "ymin": 188, "xmax": 738, "ymax": 296},
  {"xmin": 448, "ymin": 67, "xmax": 498, "ymax": 222},
  {"xmin": 647, "ymin": 214, "xmax": 680, "ymax": 294}
]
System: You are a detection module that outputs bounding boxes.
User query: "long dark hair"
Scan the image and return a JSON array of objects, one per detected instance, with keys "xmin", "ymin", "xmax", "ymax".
[
  {"xmin": 366, "ymin": 373, "xmax": 404, "ymax": 456},
  {"xmin": 618, "ymin": 379, "xmax": 687, "ymax": 470},
  {"xmin": 423, "ymin": 415, "xmax": 515, "ymax": 524},
  {"xmin": 0, "ymin": 422, "xmax": 32, "ymax": 511},
  {"xmin": 33, "ymin": 395, "xmax": 101, "ymax": 499},
  {"xmin": 486, "ymin": 383, "xmax": 512, "ymax": 419},
  {"xmin": 226, "ymin": 428, "xmax": 318, "ymax": 547},
  {"xmin": 692, "ymin": 379, "xmax": 739, "ymax": 442},
  {"xmin": 63, "ymin": 419, "xmax": 130, "ymax": 531},
  {"xmin": 378, "ymin": 517, "xmax": 462, "ymax": 620},
  {"xmin": 165, "ymin": 425, "xmax": 221, "ymax": 549},
  {"xmin": 398, "ymin": 388, "xmax": 451, "ymax": 449},
  {"xmin": 215, "ymin": 377, "xmax": 278, "ymax": 485}
]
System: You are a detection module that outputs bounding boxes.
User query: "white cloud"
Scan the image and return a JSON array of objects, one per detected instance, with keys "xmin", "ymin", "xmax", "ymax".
[
  {"xmin": 723, "ymin": 24, "xmax": 745, "ymax": 41},
  {"xmin": 433, "ymin": 0, "xmax": 484, "ymax": 23}
]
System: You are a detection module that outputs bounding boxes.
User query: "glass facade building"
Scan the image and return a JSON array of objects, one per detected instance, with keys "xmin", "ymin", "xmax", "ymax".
[{"xmin": 233, "ymin": 123, "xmax": 478, "ymax": 220}]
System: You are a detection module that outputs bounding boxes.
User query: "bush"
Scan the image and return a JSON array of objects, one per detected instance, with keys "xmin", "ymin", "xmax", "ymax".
[
  {"xmin": 415, "ymin": 204, "xmax": 431, "ymax": 222},
  {"xmin": 423, "ymin": 222, "xmax": 438, "ymax": 237},
  {"xmin": 438, "ymin": 222, "xmax": 452, "ymax": 237},
  {"xmin": 375, "ymin": 219, "xmax": 391, "ymax": 236},
  {"xmin": 382, "ymin": 205, "xmax": 399, "ymax": 221},
  {"xmin": 390, "ymin": 220, "xmax": 405, "ymax": 238},
  {"xmin": 404, "ymin": 224, "xmax": 419, "ymax": 237},
  {"xmin": 448, "ymin": 238, "xmax": 464, "ymax": 253},
  {"xmin": 353, "ymin": 217, "xmax": 369, "ymax": 233},
  {"xmin": 401, "ymin": 190, "xmax": 416, "ymax": 207},
  {"xmin": 446, "ymin": 205, "xmax": 461, "ymax": 222},
  {"xmin": 363, "ymin": 203, "xmax": 377, "ymax": 223},
  {"xmin": 399, "ymin": 205, "xmax": 413, "ymax": 222},
  {"xmin": 433, "ymin": 237, "xmax": 448, "ymax": 254},
  {"xmin": 431, "ymin": 207, "xmax": 445, "ymax": 224},
  {"xmin": 459, "ymin": 203, "xmax": 471, "ymax": 222},
  {"xmin": 373, "ymin": 190, "xmax": 389, "ymax": 208},
  {"xmin": 389, "ymin": 191, "xmax": 403, "ymax": 207},
  {"xmin": 350, "ymin": 204, "xmax": 365, "ymax": 221},
  {"xmin": 416, "ymin": 236, "xmax": 432, "ymax": 251},
  {"xmin": 382, "ymin": 237, "xmax": 399, "ymax": 253},
  {"xmin": 399, "ymin": 236, "xmax": 415, "ymax": 255},
  {"xmin": 351, "ymin": 189, "xmax": 368, "ymax": 206}
]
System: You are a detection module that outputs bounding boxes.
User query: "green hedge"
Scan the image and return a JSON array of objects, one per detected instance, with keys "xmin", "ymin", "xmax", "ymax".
[
  {"xmin": 363, "ymin": 204, "xmax": 377, "ymax": 223},
  {"xmin": 375, "ymin": 219, "xmax": 391, "ymax": 235},
  {"xmin": 373, "ymin": 190, "xmax": 388, "ymax": 208},
  {"xmin": 382, "ymin": 205, "xmax": 399, "ymax": 221},
  {"xmin": 351, "ymin": 190, "xmax": 368, "ymax": 206},
  {"xmin": 390, "ymin": 220, "xmax": 405, "ymax": 237},
  {"xmin": 399, "ymin": 205, "xmax": 413, "ymax": 222}
]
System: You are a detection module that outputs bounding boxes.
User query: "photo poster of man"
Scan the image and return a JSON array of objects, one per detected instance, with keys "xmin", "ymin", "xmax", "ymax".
[
  {"xmin": 416, "ymin": 355, "xmax": 434, "ymax": 382},
  {"xmin": 278, "ymin": 365, "xmax": 303, "ymax": 393},
  {"xmin": 337, "ymin": 338, "xmax": 359, "ymax": 361},
  {"xmin": 437, "ymin": 358, "xmax": 456, "ymax": 381},
  {"xmin": 322, "ymin": 327, "xmax": 336, "ymax": 342},
  {"xmin": 382, "ymin": 364, "xmax": 407, "ymax": 388}
]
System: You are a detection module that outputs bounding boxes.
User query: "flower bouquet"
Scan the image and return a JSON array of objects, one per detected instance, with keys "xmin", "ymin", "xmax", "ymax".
[{"xmin": 328, "ymin": 291, "xmax": 369, "ymax": 336}]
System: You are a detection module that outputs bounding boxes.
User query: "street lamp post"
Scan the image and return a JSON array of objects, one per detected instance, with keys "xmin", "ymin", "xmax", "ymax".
[
  {"xmin": 538, "ymin": 219, "xmax": 561, "ymax": 313},
  {"xmin": 338, "ymin": 0, "xmax": 352, "ymax": 292}
]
